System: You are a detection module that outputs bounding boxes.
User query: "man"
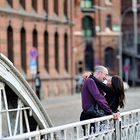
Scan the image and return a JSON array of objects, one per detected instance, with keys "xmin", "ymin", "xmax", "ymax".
[
  {"xmin": 80, "ymin": 65, "xmax": 118, "ymax": 121},
  {"xmin": 35, "ymin": 71, "xmax": 41, "ymax": 99}
]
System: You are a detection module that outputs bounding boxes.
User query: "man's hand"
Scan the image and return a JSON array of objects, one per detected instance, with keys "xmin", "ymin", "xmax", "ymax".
[{"xmin": 112, "ymin": 112, "xmax": 120, "ymax": 120}]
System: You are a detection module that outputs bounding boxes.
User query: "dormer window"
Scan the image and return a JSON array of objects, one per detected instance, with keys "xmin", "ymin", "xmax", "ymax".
[
  {"xmin": 43, "ymin": 0, "xmax": 48, "ymax": 13},
  {"xmin": 54, "ymin": 0, "xmax": 58, "ymax": 15},
  {"xmin": 64, "ymin": 0, "xmax": 68, "ymax": 17},
  {"xmin": 7, "ymin": 0, "xmax": 13, "ymax": 7},
  {"xmin": 32, "ymin": 0, "xmax": 37, "ymax": 12},
  {"xmin": 20, "ymin": 0, "xmax": 26, "ymax": 9}
]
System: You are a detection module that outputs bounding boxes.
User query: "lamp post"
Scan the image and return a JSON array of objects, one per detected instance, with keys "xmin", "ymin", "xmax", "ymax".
[
  {"xmin": 132, "ymin": 0, "xmax": 138, "ymax": 54},
  {"xmin": 132, "ymin": 0, "xmax": 138, "ymax": 86}
]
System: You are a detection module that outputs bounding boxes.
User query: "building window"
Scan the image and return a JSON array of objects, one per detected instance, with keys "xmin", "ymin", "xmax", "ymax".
[
  {"xmin": 137, "ymin": 64, "xmax": 140, "ymax": 79},
  {"xmin": 7, "ymin": 0, "xmax": 13, "ymax": 7},
  {"xmin": 84, "ymin": 41, "xmax": 94, "ymax": 71},
  {"xmin": 64, "ymin": 0, "xmax": 68, "ymax": 17},
  {"xmin": 20, "ymin": 28, "xmax": 27, "ymax": 73},
  {"xmin": 82, "ymin": 16, "xmax": 95, "ymax": 37},
  {"xmin": 64, "ymin": 33, "xmax": 68, "ymax": 72},
  {"xmin": 54, "ymin": 32, "xmax": 59, "ymax": 72},
  {"xmin": 20, "ymin": 0, "xmax": 25, "ymax": 9},
  {"xmin": 44, "ymin": 31, "xmax": 49, "ymax": 72},
  {"xmin": 7, "ymin": 26, "xmax": 14, "ymax": 63},
  {"xmin": 80, "ymin": 0, "xmax": 94, "ymax": 9},
  {"xmin": 32, "ymin": 0, "xmax": 37, "ymax": 11},
  {"xmin": 106, "ymin": 15, "xmax": 112, "ymax": 30},
  {"xmin": 104, "ymin": 47, "xmax": 114, "ymax": 69},
  {"xmin": 54, "ymin": 0, "xmax": 58, "ymax": 15},
  {"xmin": 43, "ymin": 0, "xmax": 48, "ymax": 13},
  {"xmin": 33, "ymin": 29, "xmax": 38, "ymax": 70},
  {"xmin": 77, "ymin": 61, "xmax": 83, "ymax": 73},
  {"xmin": 105, "ymin": 0, "xmax": 112, "ymax": 3}
]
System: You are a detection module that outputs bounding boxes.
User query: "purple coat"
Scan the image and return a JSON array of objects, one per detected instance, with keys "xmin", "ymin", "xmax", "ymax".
[{"xmin": 81, "ymin": 78, "xmax": 112, "ymax": 115}]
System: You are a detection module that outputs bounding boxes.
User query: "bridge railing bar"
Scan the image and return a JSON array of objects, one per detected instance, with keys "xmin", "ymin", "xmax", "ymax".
[{"xmin": 2, "ymin": 109, "xmax": 140, "ymax": 140}]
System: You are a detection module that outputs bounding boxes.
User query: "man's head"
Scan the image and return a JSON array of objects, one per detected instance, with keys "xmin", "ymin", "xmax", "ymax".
[{"xmin": 93, "ymin": 65, "xmax": 108, "ymax": 81}]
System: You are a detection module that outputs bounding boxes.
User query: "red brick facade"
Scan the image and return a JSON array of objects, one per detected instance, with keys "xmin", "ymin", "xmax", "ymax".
[
  {"xmin": 0, "ymin": 0, "xmax": 74, "ymax": 98},
  {"xmin": 73, "ymin": 0, "xmax": 121, "ymax": 75},
  {"xmin": 0, "ymin": 0, "xmax": 122, "ymax": 97}
]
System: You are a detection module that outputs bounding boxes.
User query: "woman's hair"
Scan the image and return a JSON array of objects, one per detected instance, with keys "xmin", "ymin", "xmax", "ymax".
[{"xmin": 112, "ymin": 75, "xmax": 125, "ymax": 108}]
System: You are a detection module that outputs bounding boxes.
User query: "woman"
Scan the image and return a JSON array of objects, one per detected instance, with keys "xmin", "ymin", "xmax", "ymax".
[{"xmin": 88, "ymin": 73, "xmax": 125, "ymax": 112}]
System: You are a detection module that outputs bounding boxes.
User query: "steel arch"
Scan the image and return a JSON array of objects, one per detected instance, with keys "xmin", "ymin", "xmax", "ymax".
[{"xmin": 0, "ymin": 53, "xmax": 53, "ymax": 139}]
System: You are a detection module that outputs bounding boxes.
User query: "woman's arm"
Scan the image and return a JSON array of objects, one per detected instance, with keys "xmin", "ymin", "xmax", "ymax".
[{"xmin": 89, "ymin": 75, "xmax": 113, "ymax": 95}]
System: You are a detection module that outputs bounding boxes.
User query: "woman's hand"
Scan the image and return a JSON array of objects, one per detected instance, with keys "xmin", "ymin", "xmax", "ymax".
[
  {"xmin": 112, "ymin": 112, "xmax": 120, "ymax": 120},
  {"xmin": 82, "ymin": 71, "xmax": 92, "ymax": 79}
]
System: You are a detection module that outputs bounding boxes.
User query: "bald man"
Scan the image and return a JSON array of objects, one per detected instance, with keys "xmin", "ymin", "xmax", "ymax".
[{"xmin": 80, "ymin": 65, "xmax": 118, "ymax": 122}]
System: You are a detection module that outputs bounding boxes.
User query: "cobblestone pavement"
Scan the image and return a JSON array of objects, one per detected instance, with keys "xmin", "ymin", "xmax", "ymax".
[{"xmin": 41, "ymin": 87, "xmax": 140, "ymax": 126}]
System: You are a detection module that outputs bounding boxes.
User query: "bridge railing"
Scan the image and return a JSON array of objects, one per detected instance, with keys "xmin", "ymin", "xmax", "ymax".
[{"xmin": 2, "ymin": 109, "xmax": 140, "ymax": 140}]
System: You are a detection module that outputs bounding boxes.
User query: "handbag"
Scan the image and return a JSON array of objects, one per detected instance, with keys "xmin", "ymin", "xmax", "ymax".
[{"xmin": 87, "ymin": 104, "xmax": 106, "ymax": 117}]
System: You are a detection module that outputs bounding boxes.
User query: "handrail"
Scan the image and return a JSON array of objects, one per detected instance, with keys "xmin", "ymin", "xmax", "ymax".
[{"xmin": 3, "ymin": 109, "xmax": 140, "ymax": 140}]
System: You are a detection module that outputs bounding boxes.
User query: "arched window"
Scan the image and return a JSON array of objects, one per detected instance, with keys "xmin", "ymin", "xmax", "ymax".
[
  {"xmin": 104, "ymin": 47, "xmax": 114, "ymax": 69},
  {"xmin": 43, "ymin": 0, "xmax": 48, "ymax": 13},
  {"xmin": 63, "ymin": 0, "xmax": 68, "ymax": 17},
  {"xmin": 64, "ymin": 33, "xmax": 68, "ymax": 72},
  {"xmin": 32, "ymin": 29, "xmax": 38, "ymax": 70},
  {"xmin": 7, "ymin": 0, "xmax": 13, "ymax": 7},
  {"xmin": 32, "ymin": 0, "xmax": 37, "ymax": 11},
  {"xmin": 44, "ymin": 31, "xmax": 49, "ymax": 72},
  {"xmin": 54, "ymin": 32, "xmax": 59, "ymax": 72},
  {"xmin": 106, "ymin": 15, "xmax": 112, "ymax": 30},
  {"xmin": 20, "ymin": 0, "xmax": 25, "ymax": 9},
  {"xmin": 7, "ymin": 26, "xmax": 14, "ymax": 63},
  {"xmin": 20, "ymin": 28, "xmax": 27, "ymax": 73},
  {"xmin": 82, "ymin": 16, "xmax": 95, "ymax": 37},
  {"xmin": 54, "ymin": 0, "xmax": 58, "ymax": 15},
  {"xmin": 84, "ymin": 41, "xmax": 94, "ymax": 71}
]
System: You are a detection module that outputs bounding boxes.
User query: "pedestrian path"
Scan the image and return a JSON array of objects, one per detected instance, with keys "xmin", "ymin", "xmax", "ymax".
[
  {"xmin": 41, "ymin": 93, "xmax": 82, "ymax": 126},
  {"xmin": 126, "ymin": 87, "xmax": 140, "ymax": 93},
  {"xmin": 41, "ymin": 87, "xmax": 140, "ymax": 126},
  {"xmin": 41, "ymin": 87, "xmax": 140, "ymax": 108},
  {"xmin": 41, "ymin": 93, "xmax": 81, "ymax": 108}
]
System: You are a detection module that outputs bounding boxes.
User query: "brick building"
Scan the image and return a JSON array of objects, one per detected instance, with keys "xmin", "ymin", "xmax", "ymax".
[
  {"xmin": 0, "ymin": 0, "xmax": 74, "ymax": 97},
  {"xmin": 73, "ymin": 0, "xmax": 121, "ymax": 76},
  {"xmin": 121, "ymin": 0, "xmax": 140, "ymax": 85},
  {"xmin": 0, "ymin": 0, "xmax": 124, "ymax": 97}
]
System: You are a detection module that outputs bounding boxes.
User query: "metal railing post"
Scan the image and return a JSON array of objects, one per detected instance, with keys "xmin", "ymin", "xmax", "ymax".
[
  {"xmin": 114, "ymin": 118, "xmax": 122, "ymax": 140},
  {"xmin": 0, "ymin": 82, "xmax": 3, "ymax": 139}
]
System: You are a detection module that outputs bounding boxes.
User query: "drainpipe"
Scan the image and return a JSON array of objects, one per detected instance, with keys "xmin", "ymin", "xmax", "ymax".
[{"xmin": 70, "ymin": 0, "xmax": 74, "ymax": 94}]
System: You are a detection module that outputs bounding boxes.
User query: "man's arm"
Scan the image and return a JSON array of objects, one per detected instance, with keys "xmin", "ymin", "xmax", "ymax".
[{"xmin": 85, "ymin": 78, "xmax": 112, "ymax": 114}]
